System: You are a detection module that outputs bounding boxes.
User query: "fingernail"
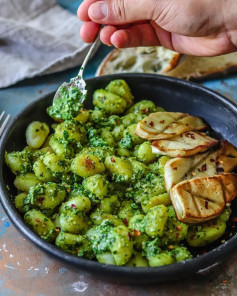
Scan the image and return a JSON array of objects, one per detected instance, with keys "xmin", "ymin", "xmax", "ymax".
[{"xmin": 90, "ymin": 1, "xmax": 108, "ymax": 20}]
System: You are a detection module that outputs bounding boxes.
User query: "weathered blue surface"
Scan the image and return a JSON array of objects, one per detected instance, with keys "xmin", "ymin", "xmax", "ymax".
[{"xmin": 1, "ymin": 0, "xmax": 237, "ymax": 295}]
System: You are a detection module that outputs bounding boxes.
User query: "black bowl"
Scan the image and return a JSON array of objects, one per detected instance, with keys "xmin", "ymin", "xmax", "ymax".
[{"xmin": 1, "ymin": 74, "xmax": 237, "ymax": 284}]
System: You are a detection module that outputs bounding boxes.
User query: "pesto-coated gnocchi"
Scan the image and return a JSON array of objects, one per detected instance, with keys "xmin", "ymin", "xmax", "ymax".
[
  {"xmin": 26, "ymin": 121, "xmax": 50, "ymax": 149},
  {"xmin": 5, "ymin": 79, "xmax": 231, "ymax": 267},
  {"xmin": 71, "ymin": 153, "xmax": 105, "ymax": 178}
]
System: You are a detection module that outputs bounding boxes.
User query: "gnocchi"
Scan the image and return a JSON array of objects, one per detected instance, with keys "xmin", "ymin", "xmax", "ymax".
[{"xmin": 5, "ymin": 79, "xmax": 232, "ymax": 268}]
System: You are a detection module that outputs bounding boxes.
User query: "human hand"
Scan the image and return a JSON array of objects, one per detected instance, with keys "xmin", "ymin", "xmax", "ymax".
[{"xmin": 77, "ymin": 0, "xmax": 237, "ymax": 56}]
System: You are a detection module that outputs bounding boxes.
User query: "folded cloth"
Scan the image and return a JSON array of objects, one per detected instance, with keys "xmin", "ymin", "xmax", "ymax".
[{"xmin": 0, "ymin": 0, "xmax": 90, "ymax": 88}]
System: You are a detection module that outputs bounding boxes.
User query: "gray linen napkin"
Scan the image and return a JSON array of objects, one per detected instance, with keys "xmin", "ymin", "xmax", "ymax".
[{"xmin": 0, "ymin": 0, "xmax": 89, "ymax": 88}]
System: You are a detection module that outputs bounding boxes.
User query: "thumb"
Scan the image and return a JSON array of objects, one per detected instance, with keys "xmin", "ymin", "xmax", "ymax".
[
  {"xmin": 88, "ymin": 0, "xmax": 225, "ymax": 38},
  {"xmin": 88, "ymin": 0, "xmax": 158, "ymax": 24}
]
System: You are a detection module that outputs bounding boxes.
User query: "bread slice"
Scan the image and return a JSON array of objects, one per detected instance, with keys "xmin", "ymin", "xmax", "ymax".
[
  {"xmin": 166, "ymin": 53, "xmax": 237, "ymax": 80},
  {"xmin": 170, "ymin": 173, "xmax": 237, "ymax": 223},
  {"xmin": 164, "ymin": 152, "xmax": 211, "ymax": 191},
  {"xmin": 151, "ymin": 131, "xmax": 218, "ymax": 158},
  {"xmin": 164, "ymin": 140, "xmax": 237, "ymax": 191},
  {"xmin": 96, "ymin": 46, "xmax": 237, "ymax": 80},
  {"xmin": 135, "ymin": 112, "xmax": 207, "ymax": 141},
  {"xmin": 96, "ymin": 47, "xmax": 180, "ymax": 76}
]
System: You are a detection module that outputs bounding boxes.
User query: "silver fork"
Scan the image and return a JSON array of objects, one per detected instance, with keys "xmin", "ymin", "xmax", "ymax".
[
  {"xmin": 0, "ymin": 111, "xmax": 10, "ymax": 137},
  {"xmin": 53, "ymin": 26, "xmax": 102, "ymax": 104}
]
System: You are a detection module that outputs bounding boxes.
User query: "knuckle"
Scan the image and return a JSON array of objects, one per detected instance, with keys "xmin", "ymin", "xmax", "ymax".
[
  {"xmin": 154, "ymin": 1, "xmax": 174, "ymax": 27},
  {"xmin": 111, "ymin": 0, "xmax": 127, "ymax": 20}
]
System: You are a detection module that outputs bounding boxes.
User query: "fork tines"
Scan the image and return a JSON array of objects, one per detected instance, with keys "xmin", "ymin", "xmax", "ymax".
[{"xmin": 0, "ymin": 111, "xmax": 10, "ymax": 137}]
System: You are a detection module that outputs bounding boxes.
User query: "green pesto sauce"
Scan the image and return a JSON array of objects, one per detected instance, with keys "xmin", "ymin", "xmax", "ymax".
[
  {"xmin": 47, "ymin": 86, "xmax": 84, "ymax": 120},
  {"xmin": 88, "ymin": 221, "xmax": 115, "ymax": 255},
  {"xmin": 143, "ymin": 238, "xmax": 161, "ymax": 258}
]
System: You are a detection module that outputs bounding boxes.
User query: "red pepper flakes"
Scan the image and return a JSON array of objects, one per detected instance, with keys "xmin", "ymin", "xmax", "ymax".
[
  {"xmin": 123, "ymin": 218, "xmax": 128, "ymax": 226},
  {"xmin": 110, "ymin": 157, "xmax": 115, "ymax": 163},
  {"xmin": 84, "ymin": 158, "xmax": 94, "ymax": 169},
  {"xmin": 148, "ymin": 121, "xmax": 154, "ymax": 127},
  {"xmin": 173, "ymin": 167, "xmax": 178, "ymax": 170},
  {"xmin": 177, "ymin": 154, "xmax": 181, "ymax": 158},
  {"xmin": 55, "ymin": 227, "xmax": 61, "ymax": 232},
  {"xmin": 38, "ymin": 197, "xmax": 44, "ymax": 205},
  {"xmin": 160, "ymin": 120, "xmax": 165, "ymax": 124},
  {"xmin": 141, "ymin": 108, "xmax": 149, "ymax": 114},
  {"xmin": 133, "ymin": 229, "xmax": 141, "ymax": 236},
  {"xmin": 175, "ymin": 232, "xmax": 180, "ymax": 238},
  {"xmin": 35, "ymin": 218, "xmax": 40, "ymax": 222},
  {"xmin": 232, "ymin": 217, "xmax": 237, "ymax": 222},
  {"xmin": 177, "ymin": 225, "xmax": 182, "ymax": 231},
  {"xmin": 71, "ymin": 204, "xmax": 76, "ymax": 209},
  {"xmin": 185, "ymin": 132, "xmax": 195, "ymax": 139},
  {"xmin": 222, "ymin": 280, "xmax": 228, "ymax": 285},
  {"xmin": 127, "ymin": 232, "xmax": 132, "ymax": 241},
  {"xmin": 201, "ymin": 164, "xmax": 207, "ymax": 172},
  {"xmin": 205, "ymin": 201, "xmax": 209, "ymax": 209}
]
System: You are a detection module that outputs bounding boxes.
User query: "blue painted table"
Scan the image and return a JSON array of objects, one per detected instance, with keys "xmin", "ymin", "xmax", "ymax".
[{"xmin": 1, "ymin": 1, "xmax": 237, "ymax": 295}]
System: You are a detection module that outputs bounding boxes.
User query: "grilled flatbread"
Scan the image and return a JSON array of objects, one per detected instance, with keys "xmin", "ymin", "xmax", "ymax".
[
  {"xmin": 96, "ymin": 46, "xmax": 237, "ymax": 81},
  {"xmin": 164, "ymin": 152, "xmax": 210, "ymax": 191},
  {"xmin": 164, "ymin": 141, "xmax": 237, "ymax": 191},
  {"xmin": 96, "ymin": 47, "xmax": 181, "ymax": 76},
  {"xmin": 170, "ymin": 173, "xmax": 237, "ymax": 223},
  {"xmin": 135, "ymin": 112, "xmax": 207, "ymax": 141},
  {"xmin": 166, "ymin": 53, "xmax": 237, "ymax": 80},
  {"xmin": 216, "ymin": 140, "xmax": 237, "ymax": 172},
  {"xmin": 151, "ymin": 131, "xmax": 218, "ymax": 158}
]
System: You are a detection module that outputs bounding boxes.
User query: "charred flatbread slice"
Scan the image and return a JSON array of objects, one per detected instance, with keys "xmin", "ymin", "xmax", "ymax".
[
  {"xmin": 152, "ymin": 131, "xmax": 218, "ymax": 158},
  {"xmin": 166, "ymin": 53, "xmax": 237, "ymax": 80},
  {"xmin": 96, "ymin": 47, "xmax": 237, "ymax": 81},
  {"xmin": 186, "ymin": 140, "xmax": 237, "ymax": 178},
  {"xmin": 170, "ymin": 173, "xmax": 237, "ymax": 223},
  {"xmin": 216, "ymin": 140, "xmax": 237, "ymax": 172},
  {"xmin": 164, "ymin": 141, "xmax": 237, "ymax": 191},
  {"xmin": 96, "ymin": 47, "xmax": 181, "ymax": 76},
  {"xmin": 135, "ymin": 112, "xmax": 207, "ymax": 141},
  {"xmin": 164, "ymin": 152, "xmax": 210, "ymax": 191}
]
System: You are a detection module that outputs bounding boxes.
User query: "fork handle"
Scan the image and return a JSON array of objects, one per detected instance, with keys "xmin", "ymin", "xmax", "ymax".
[{"xmin": 78, "ymin": 26, "xmax": 103, "ymax": 77}]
